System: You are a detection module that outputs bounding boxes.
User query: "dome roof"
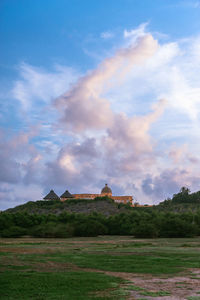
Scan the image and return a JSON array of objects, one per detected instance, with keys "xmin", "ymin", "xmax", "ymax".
[{"xmin": 101, "ymin": 184, "xmax": 112, "ymax": 194}]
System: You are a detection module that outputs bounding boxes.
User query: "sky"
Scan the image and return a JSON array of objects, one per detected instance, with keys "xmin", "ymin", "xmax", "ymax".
[{"xmin": 1, "ymin": 0, "xmax": 200, "ymax": 210}]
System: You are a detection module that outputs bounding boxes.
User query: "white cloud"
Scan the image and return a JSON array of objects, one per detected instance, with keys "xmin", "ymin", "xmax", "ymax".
[
  {"xmin": 53, "ymin": 32, "xmax": 200, "ymax": 204},
  {"xmin": 3, "ymin": 30, "xmax": 200, "ymax": 208},
  {"xmin": 56, "ymin": 34, "xmax": 158, "ymax": 132},
  {"xmin": 12, "ymin": 63, "xmax": 78, "ymax": 110},
  {"xmin": 100, "ymin": 31, "xmax": 114, "ymax": 39},
  {"xmin": 0, "ymin": 183, "xmax": 43, "ymax": 210},
  {"xmin": 172, "ymin": 1, "xmax": 200, "ymax": 8},
  {"xmin": 124, "ymin": 23, "xmax": 148, "ymax": 38},
  {"xmin": 107, "ymin": 35, "xmax": 200, "ymax": 123}
]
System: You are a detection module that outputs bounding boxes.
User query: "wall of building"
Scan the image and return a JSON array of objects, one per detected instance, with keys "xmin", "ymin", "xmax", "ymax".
[
  {"xmin": 73, "ymin": 194, "xmax": 100, "ymax": 199},
  {"xmin": 111, "ymin": 196, "xmax": 133, "ymax": 205},
  {"xmin": 71, "ymin": 193, "xmax": 133, "ymax": 205}
]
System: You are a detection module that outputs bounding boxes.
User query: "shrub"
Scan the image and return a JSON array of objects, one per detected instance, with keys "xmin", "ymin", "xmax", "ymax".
[
  {"xmin": 30, "ymin": 222, "xmax": 74, "ymax": 238},
  {"xmin": 1, "ymin": 226, "xmax": 27, "ymax": 238},
  {"xmin": 132, "ymin": 222, "xmax": 159, "ymax": 238},
  {"xmin": 159, "ymin": 217, "xmax": 197, "ymax": 238},
  {"xmin": 74, "ymin": 220, "xmax": 107, "ymax": 237}
]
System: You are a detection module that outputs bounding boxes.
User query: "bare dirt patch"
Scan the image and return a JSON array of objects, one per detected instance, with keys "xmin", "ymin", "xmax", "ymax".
[
  {"xmin": 0, "ymin": 246, "xmax": 59, "ymax": 254},
  {"xmin": 101, "ymin": 269, "xmax": 200, "ymax": 299}
]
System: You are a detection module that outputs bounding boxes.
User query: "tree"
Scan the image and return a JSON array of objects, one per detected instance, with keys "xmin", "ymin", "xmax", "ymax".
[
  {"xmin": 180, "ymin": 187, "xmax": 191, "ymax": 195},
  {"xmin": 132, "ymin": 222, "xmax": 158, "ymax": 238}
]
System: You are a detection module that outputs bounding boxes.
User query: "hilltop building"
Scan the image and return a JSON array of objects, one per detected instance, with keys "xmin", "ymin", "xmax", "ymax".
[
  {"xmin": 72, "ymin": 184, "xmax": 133, "ymax": 205},
  {"xmin": 44, "ymin": 184, "xmax": 133, "ymax": 205},
  {"xmin": 43, "ymin": 190, "xmax": 60, "ymax": 201},
  {"xmin": 60, "ymin": 190, "xmax": 74, "ymax": 201}
]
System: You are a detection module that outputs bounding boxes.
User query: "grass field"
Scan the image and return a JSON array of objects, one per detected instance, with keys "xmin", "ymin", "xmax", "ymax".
[{"xmin": 1, "ymin": 236, "xmax": 200, "ymax": 299}]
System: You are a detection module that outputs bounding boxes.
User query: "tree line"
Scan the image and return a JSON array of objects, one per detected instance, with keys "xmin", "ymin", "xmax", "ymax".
[
  {"xmin": 1, "ymin": 209, "xmax": 200, "ymax": 238},
  {"xmin": 160, "ymin": 187, "xmax": 200, "ymax": 206}
]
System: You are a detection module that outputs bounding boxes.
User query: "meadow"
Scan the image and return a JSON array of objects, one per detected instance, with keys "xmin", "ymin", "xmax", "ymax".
[{"xmin": 1, "ymin": 236, "xmax": 200, "ymax": 299}]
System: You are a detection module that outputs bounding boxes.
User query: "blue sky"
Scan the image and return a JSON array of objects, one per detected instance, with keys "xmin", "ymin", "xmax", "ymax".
[{"xmin": 1, "ymin": 0, "xmax": 200, "ymax": 209}]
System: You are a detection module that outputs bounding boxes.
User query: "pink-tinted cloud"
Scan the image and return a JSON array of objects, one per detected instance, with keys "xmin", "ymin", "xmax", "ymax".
[
  {"xmin": 142, "ymin": 166, "xmax": 200, "ymax": 201},
  {"xmin": 4, "ymin": 31, "xmax": 200, "ymax": 210},
  {"xmin": 0, "ymin": 128, "xmax": 41, "ymax": 184},
  {"xmin": 47, "ymin": 35, "xmax": 167, "ymax": 201},
  {"xmin": 0, "ymin": 129, "xmax": 44, "ymax": 209},
  {"xmin": 169, "ymin": 144, "xmax": 199, "ymax": 165},
  {"xmin": 55, "ymin": 35, "xmax": 158, "ymax": 132}
]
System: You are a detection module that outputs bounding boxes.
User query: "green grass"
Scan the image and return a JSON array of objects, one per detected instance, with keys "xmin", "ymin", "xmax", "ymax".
[
  {"xmin": 36, "ymin": 250, "xmax": 200, "ymax": 275},
  {"xmin": 6, "ymin": 265, "xmax": 30, "ymax": 270},
  {"xmin": 140, "ymin": 290, "xmax": 171, "ymax": 296},
  {"xmin": 111, "ymin": 288, "xmax": 129, "ymax": 296},
  {"xmin": 124, "ymin": 285, "xmax": 145, "ymax": 291},
  {"xmin": 0, "ymin": 252, "xmax": 12, "ymax": 256},
  {"xmin": 1, "ymin": 236, "xmax": 200, "ymax": 299},
  {"xmin": 0, "ymin": 270, "xmax": 123, "ymax": 300},
  {"xmin": 2, "ymin": 237, "xmax": 200, "ymax": 275}
]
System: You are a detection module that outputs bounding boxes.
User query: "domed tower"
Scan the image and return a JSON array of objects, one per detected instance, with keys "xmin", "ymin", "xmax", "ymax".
[{"xmin": 101, "ymin": 184, "xmax": 112, "ymax": 197}]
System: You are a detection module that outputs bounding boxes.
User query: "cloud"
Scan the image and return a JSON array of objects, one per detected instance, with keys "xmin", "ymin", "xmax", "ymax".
[
  {"xmin": 3, "ymin": 29, "xmax": 200, "ymax": 209},
  {"xmin": 44, "ymin": 98, "xmax": 166, "ymax": 201},
  {"xmin": 44, "ymin": 138, "xmax": 100, "ymax": 193},
  {"xmin": 0, "ymin": 128, "xmax": 45, "ymax": 209},
  {"xmin": 55, "ymin": 34, "xmax": 158, "ymax": 132},
  {"xmin": 124, "ymin": 23, "xmax": 149, "ymax": 40},
  {"xmin": 100, "ymin": 31, "xmax": 114, "ymax": 39},
  {"xmin": 52, "ymin": 34, "xmax": 167, "ymax": 201},
  {"xmin": 0, "ymin": 127, "xmax": 43, "ymax": 185},
  {"xmin": 52, "ymin": 32, "xmax": 200, "ymax": 204},
  {"xmin": 108, "ymin": 35, "xmax": 200, "ymax": 122},
  {"xmin": 170, "ymin": 1, "xmax": 200, "ymax": 8},
  {"xmin": 0, "ymin": 130, "xmax": 30, "ymax": 184},
  {"xmin": 12, "ymin": 63, "xmax": 78, "ymax": 111},
  {"xmin": 142, "ymin": 170, "xmax": 180, "ymax": 200},
  {"xmin": 142, "ymin": 167, "xmax": 200, "ymax": 201},
  {"xmin": 0, "ymin": 183, "xmax": 43, "ymax": 211},
  {"xmin": 168, "ymin": 144, "xmax": 199, "ymax": 165},
  {"xmin": 102, "ymin": 99, "xmax": 167, "ymax": 173}
]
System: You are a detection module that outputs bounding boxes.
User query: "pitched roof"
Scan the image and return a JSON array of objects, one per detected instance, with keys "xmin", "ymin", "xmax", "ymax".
[
  {"xmin": 60, "ymin": 190, "xmax": 74, "ymax": 198},
  {"xmin": 43, "ymin": 190, "xmax": 60, "ymax": 200}
]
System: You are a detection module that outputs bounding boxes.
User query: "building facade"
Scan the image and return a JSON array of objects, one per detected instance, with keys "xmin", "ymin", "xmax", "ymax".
[
  {"xmin": 44, "ymin": 184, "xmax": 133, "ymax": 205},
  {"xmin": 70, "ymin": 184, "xmax": 133, "ymax": 205}
]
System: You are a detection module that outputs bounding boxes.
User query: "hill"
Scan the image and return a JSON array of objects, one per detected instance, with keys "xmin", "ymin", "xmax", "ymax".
[
  {"xmin": 5, "ymin": 186, "xmax": 200, "ymax": 215},
  {"xmin": 155, "ymin": 187, "xmax": 200, "ymax": 213},
  {"xmin": 1, "ymin": 191, "xmax": 200, "ymax": 238},
  {"xmin": 155, "ymin": 201, "xmax": 200, "ymax": 213},
  {"xmin": 5, "ymin": 197, "xmax": 132, "ymax": 216},
  {"xmin": 5, "ymin": 190, "xmax": 200, "ymax": 216}
]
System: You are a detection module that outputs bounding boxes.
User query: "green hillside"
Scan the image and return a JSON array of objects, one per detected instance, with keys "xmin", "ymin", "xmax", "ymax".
[
  {"xmin": 5, "ymin": 197, "xmax": 132, "ymax": 216},
  {"xmin": 1, "ymin": 187, "xmax": 200, "ymax": 239},
  {"xmin": 155, "ymin": 187, "xmax": 200, "ymax": 213},
  {"xmin": 4, "ymin": 186, "xmax": 200, "ymax": 215}
]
